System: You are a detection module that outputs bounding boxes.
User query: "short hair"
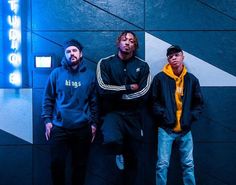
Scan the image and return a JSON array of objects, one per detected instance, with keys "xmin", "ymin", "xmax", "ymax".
[{"xmin": 116, "ymin": 31, "xmax": 139, "ymax": 50}]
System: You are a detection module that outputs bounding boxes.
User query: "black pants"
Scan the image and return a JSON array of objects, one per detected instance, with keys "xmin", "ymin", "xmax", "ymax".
[
  {"xmin": 49, "ymin": 125, "xmax": 91, "ymax": 185},
  {"xmin": 101, "ymin": 111, "xmax": 144, "ymax": 185}
]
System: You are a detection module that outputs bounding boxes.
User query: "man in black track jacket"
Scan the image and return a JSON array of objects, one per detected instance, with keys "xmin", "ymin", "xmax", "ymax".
[{"xmin": 96, "ymin": 31, "xmax": 151, "ymax": 185}]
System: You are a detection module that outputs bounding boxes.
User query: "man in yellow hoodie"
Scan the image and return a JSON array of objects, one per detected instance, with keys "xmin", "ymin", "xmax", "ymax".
[{"xmin": 151, "ymin": 45, "xmax": 204, "ymax": 185}]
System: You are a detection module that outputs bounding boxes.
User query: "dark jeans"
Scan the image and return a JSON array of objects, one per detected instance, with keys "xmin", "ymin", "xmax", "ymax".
[{"xmin": 49, "ymin": 125, "xmax": 91, "ymax": 185}]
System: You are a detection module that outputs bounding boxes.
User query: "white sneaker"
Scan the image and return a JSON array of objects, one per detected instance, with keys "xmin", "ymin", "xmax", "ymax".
[{"xmin": 116, "ymin": 154, "xmax": 124, "ymax": 170}]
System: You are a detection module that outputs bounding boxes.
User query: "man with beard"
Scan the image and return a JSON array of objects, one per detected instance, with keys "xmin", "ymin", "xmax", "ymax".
[
  {"xmin": 96, "ymin": 31, "xmax": 152, "ymax": 185},
  {"xmin": 41, "ymin": 39, "xmax": 98, "ymax": 185}
]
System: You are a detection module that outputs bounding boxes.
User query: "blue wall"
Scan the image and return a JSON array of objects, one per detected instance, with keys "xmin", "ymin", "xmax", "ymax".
[
  {"xmin": 0, "ymin": 0, "xmax": 236, "ymax": 185},
  {"xmin": 0, "ymin": 1, "xmax": 3, "ymax": 86}
]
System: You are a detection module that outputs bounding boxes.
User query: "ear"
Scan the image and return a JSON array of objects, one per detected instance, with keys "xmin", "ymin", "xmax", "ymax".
[{"xmin": 80, "ymin": 52, "xmax": 83, "ymax": 58}]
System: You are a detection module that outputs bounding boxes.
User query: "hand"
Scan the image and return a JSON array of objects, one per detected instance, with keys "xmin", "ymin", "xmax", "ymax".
[
  {"xmin": 45, "ymin": 122, "xmax": 53, "ymax": 141},
  {"xmin": 91, "ymin": 125, "xmax": 96, "ymax": 143},
  {"xmin": 130, "ymin": 84, "xmax": 139, "ymax": 91}
]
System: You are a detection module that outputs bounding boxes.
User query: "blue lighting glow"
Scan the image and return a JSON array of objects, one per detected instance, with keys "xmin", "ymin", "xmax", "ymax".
[
  {"xmin": 8, "ymin": 53, "xmax": 22, "ymax": 67},
  {"xmin": 4, "ymin": 0, "xmax": 22, "ymax": 87},
  {"xmin": 9, "ymin": 70, "xmax": 22, "ymax": 86}
]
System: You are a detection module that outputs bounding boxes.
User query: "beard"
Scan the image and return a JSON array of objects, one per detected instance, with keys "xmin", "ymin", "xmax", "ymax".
[
  {"xmin": 65, "ymin": 58, "xmax": 80, "ymax": 67},
  {"xmin": 68, "ymin": 56, "xmax": 80, "ymax": 66},
  {"xmin": 70, "ymin": 60, "xmax": 80, "ymax": 66}
]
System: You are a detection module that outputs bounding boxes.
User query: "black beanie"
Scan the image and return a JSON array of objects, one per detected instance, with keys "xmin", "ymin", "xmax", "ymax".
[{"xmin": 63, "ymin": 39, "xmax": 83, "ymax": 51}]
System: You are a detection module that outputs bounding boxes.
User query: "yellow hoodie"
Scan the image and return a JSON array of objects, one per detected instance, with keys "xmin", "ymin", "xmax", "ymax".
[{"xmin": 163, "ymin": 64, "xmax": 187, "ymax": 132}]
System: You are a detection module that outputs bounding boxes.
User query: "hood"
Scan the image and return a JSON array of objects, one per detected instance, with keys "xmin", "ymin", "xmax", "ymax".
[
  {"xmin": 162, "ymin": 64, "xmax": 187, "ymax": 80},
  {"xmin": 61, "ymin": 57, "xmax": 86, "ymax": 73}
]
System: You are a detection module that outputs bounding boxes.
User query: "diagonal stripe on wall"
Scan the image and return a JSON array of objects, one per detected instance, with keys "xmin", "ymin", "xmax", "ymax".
[
  {"xmin": 84, "ymin": 0, "xmax": 144, "ymax": 29},
  {"xmin": 0, "ymin": 89, "xmax": 32, "ymax": 143},
  {"xmin": 145, "ymin": 32, "xmax": 236, "ymax": 87}
]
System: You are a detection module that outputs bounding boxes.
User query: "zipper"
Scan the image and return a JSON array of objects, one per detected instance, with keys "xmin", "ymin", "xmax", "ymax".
[{"xmin": 123, "ymin": 62, "xmax": 128, "ymax": 85}]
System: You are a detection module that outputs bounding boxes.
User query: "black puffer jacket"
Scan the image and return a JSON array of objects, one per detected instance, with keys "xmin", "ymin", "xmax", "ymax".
[{"xmin": 151, "ymin": 71, "xmax": 204, "ymax": 132}]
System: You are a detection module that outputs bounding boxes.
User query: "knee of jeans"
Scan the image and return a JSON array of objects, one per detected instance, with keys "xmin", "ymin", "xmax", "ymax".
[
  {"xmin": 181, "ymin": 157, "xmax": 194, "ymax": 168},
  {"xmin": 157, "ymin": 159, "xmax": 170, "ymax": 169},
  {"xmin": 181, "ymin": 159, "xmax": 194, "ymax": 169}
]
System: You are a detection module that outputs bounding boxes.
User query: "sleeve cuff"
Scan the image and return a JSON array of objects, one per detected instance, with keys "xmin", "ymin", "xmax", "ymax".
[
  {"xmin": 125, "ymin": 84, "xmax": 131, "ymax": 90},
  {"xmin": 44, "ymin": 118, "xmax": 52, "ymax": 124}
]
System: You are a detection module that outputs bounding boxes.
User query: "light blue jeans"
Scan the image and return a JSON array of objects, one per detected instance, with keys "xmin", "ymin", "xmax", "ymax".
[{"xmin": 156, "ymin": 127, "xmax": 196, "ymax": 185}]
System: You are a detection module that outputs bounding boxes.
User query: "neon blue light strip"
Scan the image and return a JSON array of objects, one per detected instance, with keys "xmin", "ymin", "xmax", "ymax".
[{"xmin": 7, "ymin": 0, "xmax": 22, "ymax": 87}]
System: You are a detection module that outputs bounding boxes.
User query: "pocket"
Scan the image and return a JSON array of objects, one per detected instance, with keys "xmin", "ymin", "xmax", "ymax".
[{"xmin": 163, "ymin": 109, "xmax": 174, "ymax": 124}]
